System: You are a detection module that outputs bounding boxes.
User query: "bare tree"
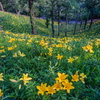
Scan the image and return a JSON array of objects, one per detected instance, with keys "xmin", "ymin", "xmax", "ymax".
[
  {"xmin": 0, "ymin": 2, "xmax": 4, "ymax": 11},
  {"xmin": 29, "ymin": 0, "xmax": 37, "ymax": 34}
]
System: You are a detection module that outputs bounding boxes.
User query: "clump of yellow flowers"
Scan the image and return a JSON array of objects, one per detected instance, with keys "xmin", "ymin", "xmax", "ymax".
[
  {"xmin": 10, "ymin": 73, "xmax": 32, "ymax": 85},
  {"xmin": 0, "ymin": 73, "xmax": 32, "ymax": 97},
  {"xmin": 13, "ymin": 50, "xmax": 26, "ymax": 57},
  {"xmin": 82, "ymin": 44, "xmax": 94, "ymax": 53},
  {"xmin": 36, "ymin": 71, "xmax": 87, "ymax": 95}
]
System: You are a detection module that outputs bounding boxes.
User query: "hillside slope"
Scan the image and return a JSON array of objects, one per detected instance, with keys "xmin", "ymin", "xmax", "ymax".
[
  {"xmin": 0, "ymin": 11, "xmax": 100, "ymax": 37},
  {"xmin": 0, "ymin": 11, "xmax": 100, "ymax": 100},
  {"xmin": 0, "ymin": 11, "xmax": 52, "ymax": 36}
]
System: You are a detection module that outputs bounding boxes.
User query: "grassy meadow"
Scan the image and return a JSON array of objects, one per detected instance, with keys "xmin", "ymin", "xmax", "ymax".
[{"xmin": 0, "ymin": 11, "xmax": 100, "ymax": 100}]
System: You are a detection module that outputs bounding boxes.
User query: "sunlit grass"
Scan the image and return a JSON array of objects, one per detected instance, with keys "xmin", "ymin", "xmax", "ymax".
[{"xmin": 0, "ymin": 11, "xmax": 100, "ymax": 37}]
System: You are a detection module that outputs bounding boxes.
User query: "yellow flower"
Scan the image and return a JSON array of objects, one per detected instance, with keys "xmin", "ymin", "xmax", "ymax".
[
  {"xmin": 20, "ymin": 73, "xmax": 32, "ymax": 85},
  {"xmin": 89, "ymin": 49, "xmax": 94, "ymax": 53},
  {"xmin": 28, "ymin": 39, "xmax": 32, "ymax": 43},
  {"xmin": 67, "ymin": 46, "xmax": 72, "ymax": 50},
  {"xmin": 9, "ymin": 38, "xmax": 16, "ymax": 43},
  {"xmin": 18, "ymin": 51, "xmax": 21, "ymax": 55},
  {"xmin": 0, "ymin": 49, "xmax": 5, "ymax": 53},
  {"xmin": 55, "ymin": 72, "xmax": 68, "ymax": 82},
  {"xmin": 39, "ymin": 40, "xmax": 48, "ymax": 47},
  {"xmin": 51, "ymin": 44, "xmax": 56, "ymax": 47},
  {"xmin": 82, "ymin": 45, "xmax": 94, "ymax": 53},
  {"xmin": 82, "ymin": 46, "xmax": 88, "ymax": 52},
  {"xmin": 74, "ymin": 38, "xmax": 80, "ymax": 41},
  {"xmin": 8, "ymin": 47, "xmax": 14, "ymax": 51},
  {"xmin": 19, "ymin": 53, "xmax": 26, "ymax": 57},
  {"xmin": 0, "ymin": 73, "xmax": 4, "ymax": 81},
  {"xmin": 48, "ymin": 52, "xmax": 52, "ymax": 56},
  {"xmin": 68, "ymin": 57, "xmax": 75, "ymax": 63},
  {"xmin": 80, "ymin": 78, "xmax": 85, "ymax": 83},
  {"xmin": 46, "ymin": 85, "xmax": 56, "ymax": 95},
  {"xmin": 73, "ymin": 56, "xmax": 79, "ymax": 60},
  {"xmin": 53, "ymin": 81, "xmax": 62, "ymax": 91},
  {"xmin": 48, "ymin": 47, "xmax": 53, "ymax": 52},
  {"xmin": 65, "ymin": 40, "xmax": 69, "ymax": 43},
  {"xmin": 18, "ymin": 51, "xmax": 25, "ymax": 57},
  {"xmin": 40, "ymin": 53, "xmax": 42, "ymax": 56},
  {"xmin": 87, "ymin": 45, "xmax": 93, "ymax": 50},
  {"xmin": 0, "ymin": 89, "xmax": 3, "ymax": 97},
  {"xmin": 14, "ymin": 34, "xmax": 19, "ymax": 37},
  {"xmin": 18, "ymin": 39, "xmax": 25, "ymax": 41},
  {"xmin": 6, "ymin": 31, "xmax": 11, "ymax": 34},
  {"xmin": 13, "ymin": 53, "xmax": 17, "ymax": 57},
  {"xmin": 56, "ymin": 44, "xmax": 63, "ymax": 48},
  {"xmin": 71, "ymin": 71, "xmax": 79, "ymax": 82},
  {"xmin": 62, "ymin": 80, "xmax": 75, "ymax": 93},
  {"xmin": 13, "ymin": 45, "xmax": 17, "ymax": 49},
  {"xmin": 0, "ymin": 46, "xmax": 4, "ymax": 48},
  {"xmin": 95, "ymin": 41, "xmax": 100, "ymax": 46},
  {"xmin": 80, "ymin": 73, "xmax": 87, "ymax": 83},
  {"xmin": 36, "ymin": 83, "xmax": 47, "ymax": 95},
  {"xmin": 35, "ymin": 40, "xmax": 39, "ymax": 43},
  {"xmin": 56, "ymin": 54, "xmax": 63, "ymax": 60},
  {"xmin": 80, "ymin": 73, "xmax": 87, "ymax": 78}
]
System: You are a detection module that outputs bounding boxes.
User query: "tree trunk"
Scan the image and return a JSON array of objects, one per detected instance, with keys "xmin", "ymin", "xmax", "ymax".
[
  {"xmin": 57, "ymin": 6, "xmax": 60, "ymax": 36},
  {"xmin": 89, "ymin": 10, "xmax": 93, "ymax": 30},
  {"xmin": 0, "ymin": 2, "xmax": 4, "ymax": 11},
  {"xmin": 84, "ymin": 12, "xmax": 89, "ymax": 30},
  {"xmin": 79, "ymin": 13, "xmax": 83, "ymax": 31},
  {"xmin": 79, "ymin": 20, "xmax": 83, "ymax": 31},
  {"xmin": 84, "ymin": 18, "xmax": 88, "ymax": 30},
  {"xmin": 65, "ymin": 12, "xmax": 68, "ymax": 37},
  {"xmin": 29, "ymin": 0, "xmax": 36, "ymax": 35},
  {"xmin": 51, "ymin": 4, "xmax": 55, "ymax": 37},
  {"xmin": 73, "ymin": 13, "xmax": 79, "ymax": 35},
  {"xmin": 17, "ymin": 10, "xmax": 21, "ymax": 16},
  {"xmin": 45, "ymin": 17, "xmax": 50, "ymax": 28}
]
